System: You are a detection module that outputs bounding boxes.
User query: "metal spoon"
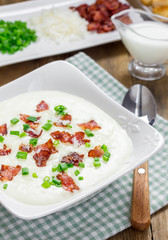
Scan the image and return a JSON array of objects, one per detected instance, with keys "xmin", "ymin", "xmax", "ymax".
[{"xmin": 122, "ymin": 84, "xmax": 157, "ymax": 230}]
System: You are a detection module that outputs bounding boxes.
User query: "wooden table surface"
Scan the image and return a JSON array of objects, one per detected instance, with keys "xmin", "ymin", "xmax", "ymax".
[{"xmin": 0, "ymin": 0, "xmax": 168, "ymax": 239}]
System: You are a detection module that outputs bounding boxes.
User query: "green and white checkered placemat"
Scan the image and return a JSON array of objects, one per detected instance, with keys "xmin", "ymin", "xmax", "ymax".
[{"xmin": 0, "ymin": 52, "xmax": 168, "ymax": 240}]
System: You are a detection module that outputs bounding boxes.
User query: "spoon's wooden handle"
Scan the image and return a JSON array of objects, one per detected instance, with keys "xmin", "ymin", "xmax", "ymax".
[{"xmin": 131, "ymin": 161, "xmax": 150, "ymax": 230}]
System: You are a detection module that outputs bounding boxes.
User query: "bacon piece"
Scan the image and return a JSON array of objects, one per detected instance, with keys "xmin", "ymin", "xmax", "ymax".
[
  {"xmin": 78, "ymin": 120, "xmax": 101, "ymax": 131},
  {"xmin": 88, "ymin": 145, "xmax": 104, "ymax": 158},
  {"xmin": 20, "ymin": 114, "xmax": 41, "ymax": 129},
  {"xmin": 0, "ymin": 124, "xmax": 7, "ymax": 136},
  {"xmin": 0, "ymin": 144, "xmax": 11, "ymax": 156},
  {"xmin": 19, "ymin": 143, "xmax": 33, "ymax": 153},
  {"xmin": 0, "ymin": 165, "xmax": 21, "ymax": 181},
  {"xmin": 33, "ymin": 139, "xmax": 57, "ymax": 167},
  {"xmin": 54, "ymin": 114, "xmax": 72, "ymax": 127},
  {"xmin": 57, "ymin": 172, "xmax": 79, "ymax": 192},
  {"xmin": 50, "ymin": 131, "xmax": 73, "ymax": 143},
  {"xmin": 61, "ymin": 152, "xmax": 84, "ymax": 166},
  {"xmin": 73, "ymin": 132, "xmax": 90, "ymax": 145},
  {"xmin": 36, "ymin": 100, "xmax": 49, "ymax": 112},
  {"xmin": 25, "ymin": 129, "xmax": 43, "ymax": 138}
]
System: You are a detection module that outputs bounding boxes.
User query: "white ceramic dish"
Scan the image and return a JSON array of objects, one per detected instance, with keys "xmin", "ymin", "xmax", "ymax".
[
  {"xmin": 0, "ymin": 61, "xmax": 164, "ymax": 219},
  {"xmin": 0, "ymin": 0, "xmax": 131, "ymax": 67}
]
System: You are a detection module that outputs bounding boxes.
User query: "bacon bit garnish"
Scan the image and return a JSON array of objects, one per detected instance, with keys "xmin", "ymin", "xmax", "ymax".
[
  {"xmin": 20, "ymin": 114, "xmax": 41, "ymax": 129},
  {"xmin": 51, "ymin": 131, "xmax": 73, "ymax": 143},
  {"xmin": 0, "ymin": 144, "xmax": 11, "ymax": 156},
  {"xmin": 78, "ymin": 120, "xmax": 101, "ymax": 131},
  {"xmin": 71, "ymin": 0, "xmax": 130, "ymax": 33},
  {"xmin": 36, "ymin": 100, "xmax": 49, "ymax": 112},
  {"xmin": 0, "ymin": 124, "xmax": 7, "ymax": 136},
  {"xmin": 25, "ymin": 129, "xmax": 43, "ymax": 138},
  {"xmin": 54, "ymin": 114, "xmax": 72, "ymax": 127},
  {"xmin": 62, "ymin": 152, "xmax": 84, "ymax": 166},
  {"xmin": 19, "ymin": 143, "xmax": 33, "ymax": 153},
  {"xmin": 57, "ymin": 172, "xmax": 79, "ymax": 192},
  {"xmin": 88, "ymin": 145, "xmax": 104, "ymax": 158},
  {"xmin": 33, "ymin": 139, "xmax": 57, "ymax": 167},
  {"xmin": 50, "ymin": 131, "xmax": 90, "ymax": 146},
  {"xmin": 73, "ymin": 132, "xmax": 90, "ymax": 145},
  {"xmin": 0, "ymin": 165, "xmax": 21, "ymax": 181}
]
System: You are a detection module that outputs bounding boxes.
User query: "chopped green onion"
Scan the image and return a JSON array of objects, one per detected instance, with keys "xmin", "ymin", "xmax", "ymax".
[
  {"xmin": 93, "ymin": 161, "xmax": 101, "ymax": 167},
  {"xmin": 79, "ymin": 162, "xmax": 85, "ymax": 168},
  {"xmin": 78, "ymin": 176, "xmax": 84, "ymax": 180},
  {"xmin": 101, "ymin": 144, "xmax": 108, "ymax": 152},
  {"xmin": 43, "ymin": 176, "xmax": 50, "ymax": 182},
  {"xmin": 32, "ymin": 173, "xmax": 38, "ymax": 178},
  {"xmin": 10, "ymin": 118, "xmax": 19, "ymax": 125},
  {"xmin": 67, "ymin": 163, "xmax": 74, "ymax": 168},
  {"xmin": 10, "ymin": 131, "xmax": 19, "ymax": 136},
  {"xmin": 52, "ymin": 176, "xmax": 61, "ymax": 185},
  {"xmin": 0, "ymin": 136, "xmax": 4, "ymax": 142},
  {"xmin": 94, "ymin": 157, "xmax": 100, "ymax": 162},
  {"xmin": 47, "ymin": 120, "xmax": 52, "ymax": 123},
  {"xmin": 66, "ymin": 124, "xmax": 72, "ymax": 128},
  {"xmin": 23, "ymin": 124, "xmax": 30, "ymax": 131},
  {"xmin": 54, "ymin": 105, "xmax": 67, "ymax": 115},
  {"xmin": 16, "ymin": 151, "xmax": 27, "ymax": 159},
  {"xmin": 22, "ymin": 167, "xmax": 29, "ymax": 175},
  {"xmin": 19, "ymin": 132, "xmax": 27, "ymax": 138},
  {"xmin": 60, "ymin": 163, "xmax": 68, "ymax": 171},
  {"xmin": 52, "ymin": 165, "xmax": 57, "ymax": 172},
  {"xmin": 74, "ymin": 169, "xmax": 80, "ymax": 176},
  {"xmin": 84, "ymin": 129, "xmax": 94, "ymax": 137},
  {"xmin": 42, "ymin": 123, "xmax": 52, "ymax": 131},
  {"xmin": 53, "ymin": 140, "xmax": 60, "ymax": 146},
  {"xmin": 3, "ymin": 184, "xmax": 8, "ymax": 189},
  {"xmin": 41, "ymin": 181, "xmax": 51, "ymax": 189},
  {"xmin": 85, "ymin": 142, "xmax": 91, "ymax": 147},
  {"xmin": 103, "ymin": 151, "xmax": 111, "ymax": 161},
  {"xmin": 27, "ymin": 116, "xmax": 37, "ymax": 122},
  {"xmin": 29, "ymin": 138, "xmax": 38, "ymax": 146},
  {"xmin": 57, "ymin": 164, "xmax": 62, "ymax": 172}
]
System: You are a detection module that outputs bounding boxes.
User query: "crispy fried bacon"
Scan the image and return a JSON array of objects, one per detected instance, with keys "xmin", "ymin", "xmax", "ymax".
[
  {"xmin": 33, "ymin": 139, "xmax": 57, "ymax": 167},
  {"xmin": 54, "ymin": 114, "xmax": 72, "ymax": 127},
  {"xmin": 71, "ymin": 0, "xmax": 130, "ymax": 33},
  {"xmin": 20, "ymin": 114, "xmax": 41, "ymax": 129},
  {"xmin": 57, "ymin": 172, "xmax": 79, "ymax": 192},
  {"xmin": 25, "ymin": 129, "xmax": 43, "ymax": 138},
  {"xmin": 0, "ymin": 124, "xmax": 7, "ymax": 136},
  {"xmin": 88, "ymin": 145, "xmax": 104, "ymax": 158},
  {"xmin": 78, "ymin": 120, "xmax": 101, "ymax": 131},
  {"xmin": 61, "ymin": 152, "xmax": 84, "ymax": 166},
  {"xmin": 0, "ymin": 144, "xmax": 11, "ymax": 156},
  {"xmin": 19, "ymin": 143, "xmax": 33, "ymax": 153},
  {"xmin": 36, "ymin": 100, "xmax": 49, "ymax": 112},
  {"xmin": 0, "ymin": 165, "xmax": 21, "ymax": 181},
  {"xmin": 50, "ymin": 131, "xmax": 90, "ymax": 145}
]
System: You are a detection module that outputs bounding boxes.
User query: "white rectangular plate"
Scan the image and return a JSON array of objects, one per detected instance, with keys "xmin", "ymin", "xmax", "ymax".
[
  {"xmin": 0, "ymin": 0, "xmax": 131, "ymax": 67},
  {"xmin": 0, "ymin": 60, "xmax": 164, "ymax": 220}
]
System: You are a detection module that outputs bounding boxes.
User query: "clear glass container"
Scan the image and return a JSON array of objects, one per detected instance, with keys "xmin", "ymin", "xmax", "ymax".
[{"xmin": 111, "ymin": 9, "xmax": 168, "ymax": 81}]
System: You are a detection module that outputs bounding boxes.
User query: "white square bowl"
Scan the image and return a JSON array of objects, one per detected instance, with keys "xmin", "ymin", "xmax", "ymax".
[{"xmin": 0, "ymin": 61, "xmax": 164, "ymax": 219}]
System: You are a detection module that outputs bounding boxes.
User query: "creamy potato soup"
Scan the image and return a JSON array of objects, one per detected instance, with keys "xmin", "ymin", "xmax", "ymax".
[{"xmin": 0, "ymin": 91, "xmax": 133, "ymax": 205}]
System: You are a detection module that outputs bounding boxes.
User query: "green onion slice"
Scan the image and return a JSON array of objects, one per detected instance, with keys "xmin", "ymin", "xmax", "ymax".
[
  {"xmin": 10, "ymin": 118, "xmax": 19, "ymax": 125},
  {"xmin": 23, "ymin": 124, "xmax": 30, "ymax": 131},
  {"xmin": 85, "ymin": 142, "xmax": 91, "ymax": 147},
  {"xmin": 42, "ymin": 123, "xmax": 52, "ymax": 131},
  {"xmin": 103, "ymin": 151, "xmax": 111, "ymax": 161},
  {"xmin": 19, "ymin": 132, "xmax": 27, "ymax": 138},
  {"xmin": 32, "ymin": 173, "xmax": 38, "ymax": 178},
  {"xmin": 0, "ymin": 136, "xmax": 4, "ymax": 142},
  {"xmin": 29, "ymin": 138, "xmax": 38, "ymax": 146},
  {"xmin": 16, "ymin": 151, "xmax": 28, "ymax": 159},
  {"xmin": 84, "ymin": 129, "xmax": 94, "ymax": 137},
  {"xmin": 22, "ymin": 167, "xmax": 29, "ymax": 175},
  {"xmin": 27, "ymin": 116, "xmax": 37, "ymax": 122},
  {"xmin": 3, "ymin": 183, "xmax": 8, "ymax": 189},
  {"xmin": 10, "ymin": 131, "xmax": 19, "ymax": 136},
  {"xmin": 74, "ymin": 169, "xmax": 80, "ymax": 176},
  {"xmin": 79, "ymin": 162, "xmax": 85, "ymax": 168}
]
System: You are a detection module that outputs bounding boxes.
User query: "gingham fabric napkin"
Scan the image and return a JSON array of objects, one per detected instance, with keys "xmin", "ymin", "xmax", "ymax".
[{"xmin": 0, "ymin": 52, "xmax": 168, "ymax": 240}]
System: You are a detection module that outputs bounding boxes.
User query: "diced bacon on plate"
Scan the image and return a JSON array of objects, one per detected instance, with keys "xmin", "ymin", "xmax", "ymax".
[
  {"xmin": 78, "ymin": 120, "xmax": 101, "ymax": 131},
  {"xmin": 36, "ymin": 100, "xmax": 49, "ymax": 112},
  {"xmin": 0, "ymin": 144, "xmax": 11, "ymax": 156},
  {"xmin": 54, "ymin": 114, "xmax": 72, "ymax": 127},
  {"xmin": 73, "ymin": 132, "xmax": 90, "ymax": 145},
  {"xmin": 0, "ymin": 124, "xmax": 7, "ymax": 136},
  {"xmin": 88, "ymin": 145, "xmax": 104, "ymax": 158},
  {"xmin": 33, "ymin": 139, "xmax": 57, "ymax": 167},
  {"xmin": 25, "ymin": 129, "xmax": 43, "ymax": 138},
  {"xmin": 19, "ymin": 143, "xmax": 33, "ymax": 153},
  {"xmin": 20, "ymin": 114, "xmax": 41, "ymax": 129},
  {"xmin": 57, "ymin": 172, "xmax": 79, "ymax": 192},
  {"xmin": 50, "ymin": 131, "xmax": 73, "ymax": 143},
  {"xmin": 0, "ymin": 165, "xmax": 21, "ymax": 181},
  {"xmin": 61, "ymin": 152, "xmax": 84, "ymax": 166}
]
